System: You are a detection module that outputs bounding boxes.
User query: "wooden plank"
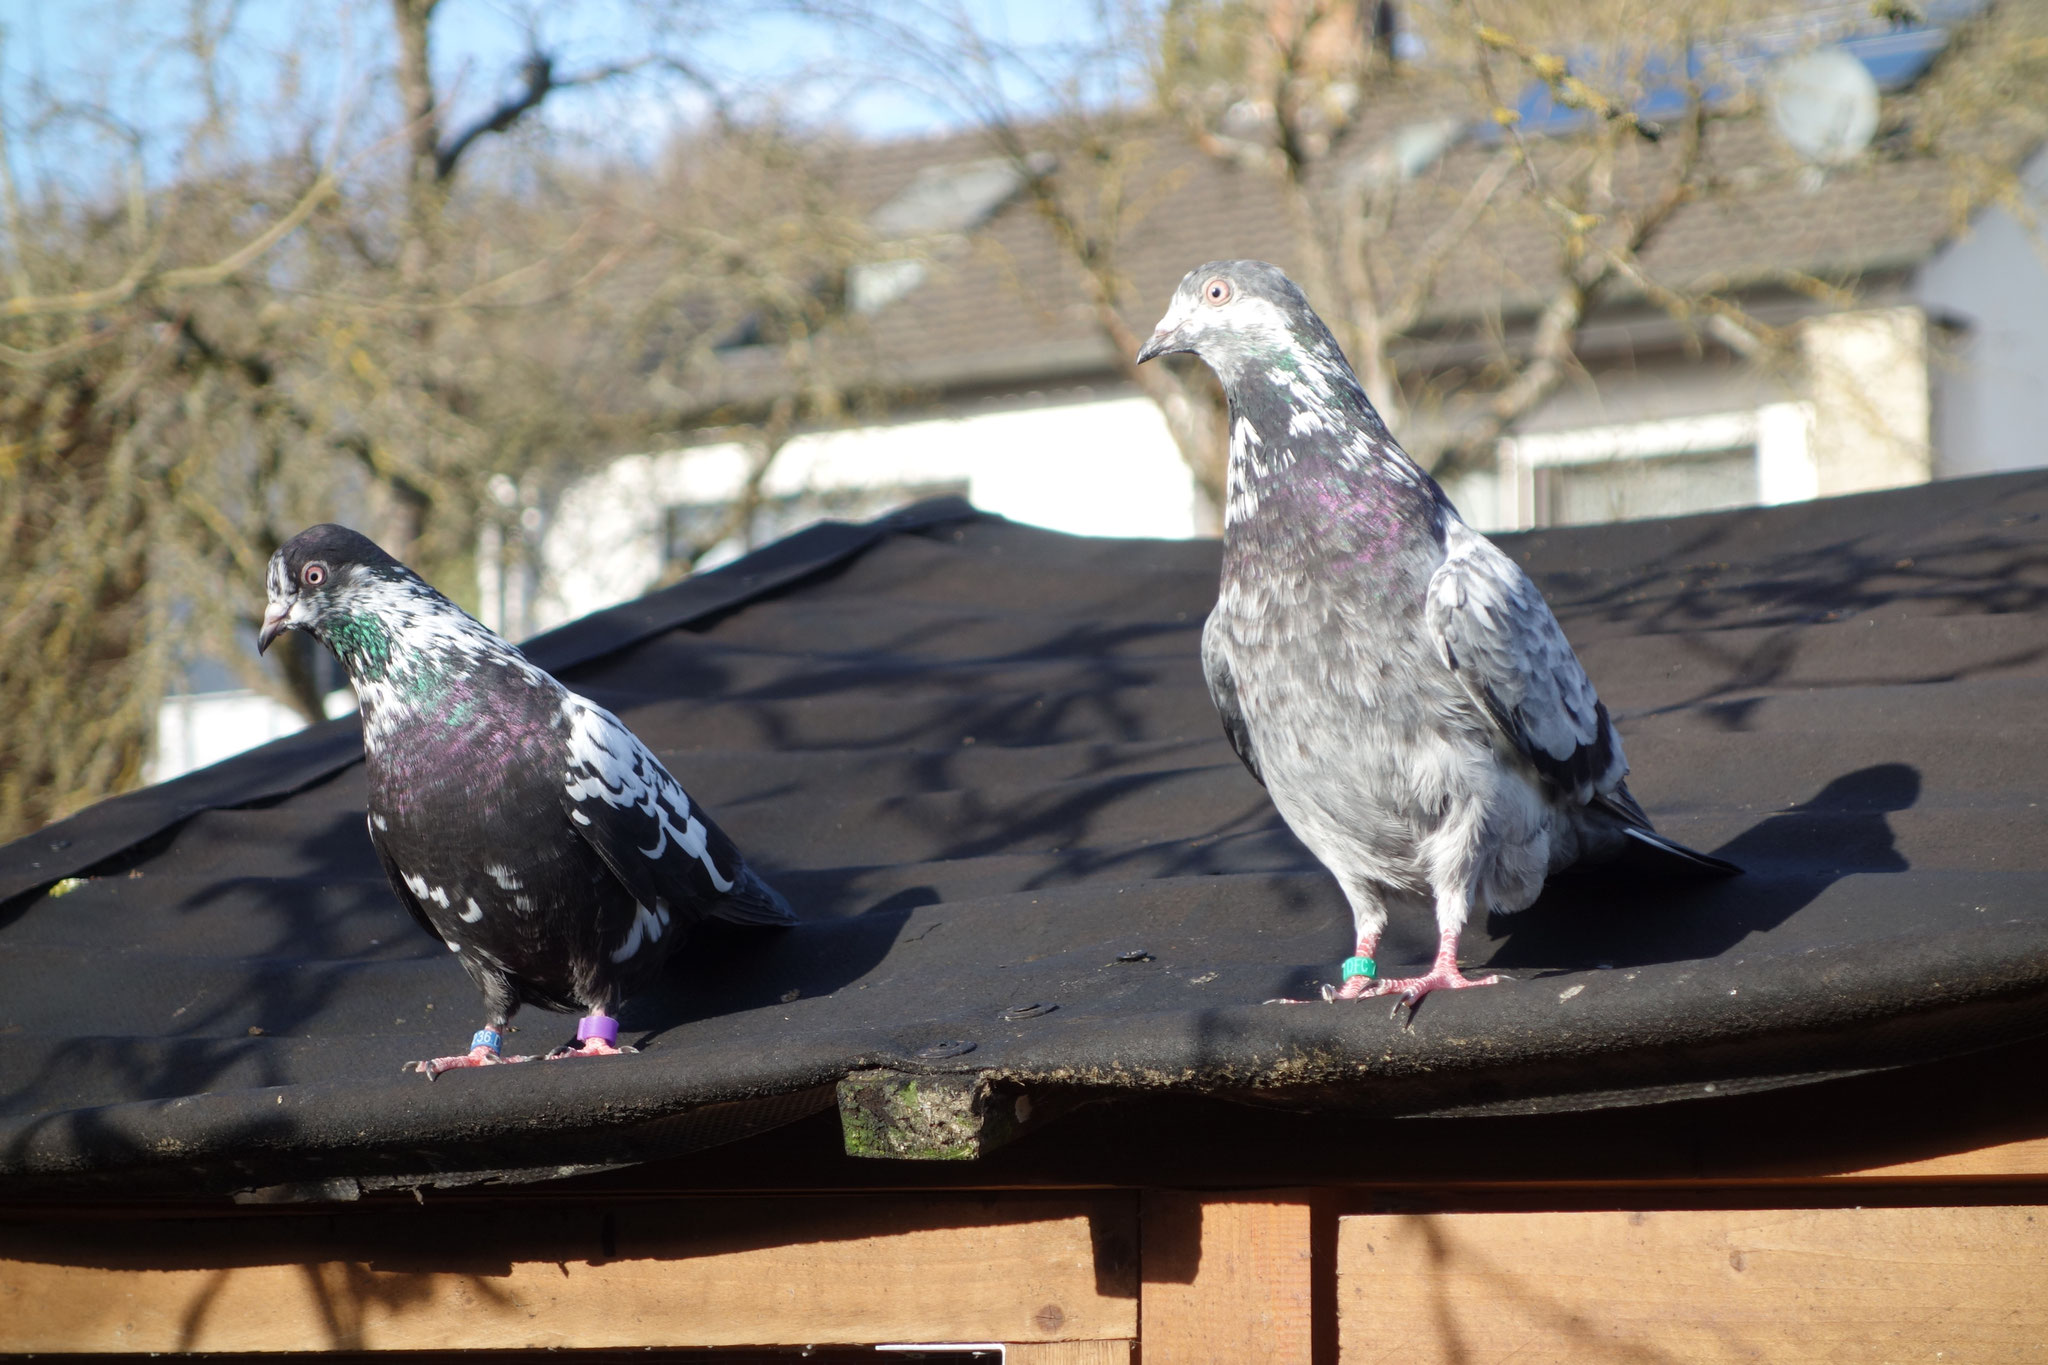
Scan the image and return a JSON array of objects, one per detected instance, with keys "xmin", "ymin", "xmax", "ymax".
[
  {"xmin": 1006, "ymin": 1341, "xmax": 1132, "ymax": 1364},
  {"xmin": 1825, "ymin": 1134, "xmax": 2048, "ymax": 1182},
  {"xmin": 1141, "ymin": 1191, "xmax": 1314, "ymax": 1364},
  {"xmin": 1342, "ymin": 1129, "xmax": 2048, "ymax": 1192},
  {"xmin": 0, "ymin": 1194, "xmax": 1137, "ymax": 1352},
  {"xmin": 1338, "ymin": 1206, "xmax": 2048, "ymax": 1364}
]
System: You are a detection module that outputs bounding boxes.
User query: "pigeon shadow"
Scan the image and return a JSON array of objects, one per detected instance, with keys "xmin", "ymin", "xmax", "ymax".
[
  {"xmin": 619, "ymin": 885, "xmax": 937, "ymax": 1045},
  {"xmin": 1479, "ymin": 762, "xmax": 1921, "ymax": 973}
]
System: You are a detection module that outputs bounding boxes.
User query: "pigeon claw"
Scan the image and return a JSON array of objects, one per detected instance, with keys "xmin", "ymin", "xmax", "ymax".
[
  {"xmin": 408, "ymin": 1045, "xmax": 530, "ymax": 1078},
  {"xmin": 1328, "ymin": 974, "xmax": 1388, "ymax": 1002},
  {"xmin": 1365, "ymin": 966, "xmax": 1502, "ymax": 1026},
  {"xmin": 1266, "ymin": 973, "xmax": 1392, "ymax": 1005},
  {"xmin": 1263, "ymin": 976, "xmax": 1384, "ymax": 1005}
]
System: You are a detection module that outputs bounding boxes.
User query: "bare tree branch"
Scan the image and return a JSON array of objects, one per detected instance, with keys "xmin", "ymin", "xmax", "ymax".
[
  {"xmin": 430, "ymin": 51, "xmax": 660, "ymax": 182},
  {"xmin": 1470, "ymin": 19, "xmax": 1665, "ymax": 143},
  {"xmin": 1386, "ymin": 147, "xmax": 1517, "ymax": 333},
  {"xmin": 1436, "ymin": 80, "xmax": 1713, "ymax": 475},
  {"xmin": 3, "ymin": 168, "xmax": 338, "ymax": 320}
]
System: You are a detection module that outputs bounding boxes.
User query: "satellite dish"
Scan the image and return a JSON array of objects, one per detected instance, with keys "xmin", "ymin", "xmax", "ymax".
[{"xmin": 1770, "ymin": 49, "xmax": 1880, "ymax": 166}]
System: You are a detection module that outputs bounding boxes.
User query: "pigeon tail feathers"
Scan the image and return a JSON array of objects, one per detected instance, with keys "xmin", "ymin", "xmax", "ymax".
[
  {"xmin": 1619, "ymin": 825, "xmax": 1742, "ymax": 877},
  {"xmin": 1594, "ymin": 782, "xmax": 1653, "ymax": 830},
  {"xmin": 712, "ymin": 863, "xmax": 799, "ymax": 927}
]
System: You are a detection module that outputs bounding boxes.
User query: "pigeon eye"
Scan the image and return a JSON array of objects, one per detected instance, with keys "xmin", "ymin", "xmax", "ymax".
[
  {"xmin": 302, "ymin": 563, "xmax": 327, "ymax": 588},
  {"xmin": 1203, "ymin": 278, "xmax": 1233, "ymax": 306}
]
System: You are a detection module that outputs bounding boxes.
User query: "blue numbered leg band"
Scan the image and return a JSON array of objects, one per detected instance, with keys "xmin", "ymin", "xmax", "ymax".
[{"xmin": 471, "ymin": 1028, "xmax": 503, "ymax": 1052}]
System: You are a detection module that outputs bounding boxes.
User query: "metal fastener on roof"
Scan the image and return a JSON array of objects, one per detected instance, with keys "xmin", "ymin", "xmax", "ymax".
[{"xmin": 913, "ymin": 1039, "xmax": 976, "ymax": 1060}]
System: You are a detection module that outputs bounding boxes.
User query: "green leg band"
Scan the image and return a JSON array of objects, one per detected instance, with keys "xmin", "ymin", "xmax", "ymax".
[{"xmin": 1341, "ymin": 955, "xmax": 1377, "ymax": 981}]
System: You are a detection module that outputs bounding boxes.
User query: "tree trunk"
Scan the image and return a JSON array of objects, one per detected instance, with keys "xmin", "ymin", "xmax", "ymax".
[{"xmin": 385, "ymin": 0, "xmax": 443, "ymax": 566}]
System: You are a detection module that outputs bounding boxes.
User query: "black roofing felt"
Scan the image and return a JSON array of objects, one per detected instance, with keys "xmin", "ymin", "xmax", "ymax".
[{"xmin": 5, "ymin": 475, "xmax": 2048, "ymax": 1196}]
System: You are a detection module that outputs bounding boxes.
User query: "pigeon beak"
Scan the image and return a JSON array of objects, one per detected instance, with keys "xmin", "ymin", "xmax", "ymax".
[
  {"xmin": 257, "ymin": 604, "xmax": 290, "ymax": 656},
  {"xmin": 1135, "ymin": 326, "xmax": 1178, "ymax": 365}
]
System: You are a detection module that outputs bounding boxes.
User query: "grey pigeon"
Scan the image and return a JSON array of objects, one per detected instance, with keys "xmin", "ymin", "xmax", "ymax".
[
  {"xmin": 1137, "ymin": 261, "xmax": 1736, "ymax": 1011},
  {"xmin": 260, "ymin": 524, "xmax": 795, "ymax": 1076}
]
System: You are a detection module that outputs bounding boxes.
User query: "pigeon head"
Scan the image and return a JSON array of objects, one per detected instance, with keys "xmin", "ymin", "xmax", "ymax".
[
  {"xmin": 258, "ymin": 523, "xmax": 409, "ymax": 656},
  {"xmin": 1139, "ymin": 260, "xmax": 1429, "ymax": 528},
  {"xmin": 1136, "ymin": 260, "xmax": 1352, "ymax": 386}
]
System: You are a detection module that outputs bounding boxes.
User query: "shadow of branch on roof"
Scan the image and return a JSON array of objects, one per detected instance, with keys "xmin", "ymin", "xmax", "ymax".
[
  {"xmin": 0, "ymin": 802, "xmax": 431, "ymax": 1121},
  {"xmin": 1533, "ymin": 505, "xmax": 2048, "ymax": 638}
]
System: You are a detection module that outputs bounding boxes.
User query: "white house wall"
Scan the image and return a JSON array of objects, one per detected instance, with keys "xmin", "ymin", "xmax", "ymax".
[
  {"xmin": 151, "ymin": 689, "xmax": 320, "ymax": 784},
  {"xmin": 1916, "ymin": 147, "xmax": 2048, "ymax": 480},
  {"xmin": 530, "ymin": 388, "xmax": 1200, "ymax": 631},
  {"xmin": 1801, "ymin": 306, "xmax": 1933, "ymax": 495}
]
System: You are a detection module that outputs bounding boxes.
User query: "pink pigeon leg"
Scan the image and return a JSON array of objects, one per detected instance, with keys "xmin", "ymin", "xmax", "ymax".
[
  {"xmin": 1364, "ymin": 924, "xmax": 1500, "ymax": 1013},
  {"xmin": 545, "ymin": 1012, "xmax": 637, "ymax": 1060}
]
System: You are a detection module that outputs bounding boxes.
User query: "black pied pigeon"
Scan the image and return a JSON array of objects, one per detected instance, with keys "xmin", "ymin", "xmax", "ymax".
[
  {"xmin": 1137, "ymin": 260, "xmax": 1737, "ymax": 1013},
  {"xmin": 260, "ymin": 524, "xmax": 796, "ymax": 1076}
]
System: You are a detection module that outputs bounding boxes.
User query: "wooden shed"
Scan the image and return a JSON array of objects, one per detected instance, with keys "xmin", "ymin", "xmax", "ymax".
[{"xmin": 5, "ymin": 477, "xmax": 2047, "ymax": 1360}]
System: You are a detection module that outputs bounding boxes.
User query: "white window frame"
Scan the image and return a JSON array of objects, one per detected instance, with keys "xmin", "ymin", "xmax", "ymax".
[{"xmin": 1496, "ymin": 401, "xmax": 1816, "ymax": 531}]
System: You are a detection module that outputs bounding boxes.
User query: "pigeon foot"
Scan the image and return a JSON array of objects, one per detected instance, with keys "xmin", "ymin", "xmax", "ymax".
[
  {"xmin": 1267, "ymin": 965, "xmax": 1499, "ymax": 1008},
  {"xmin": 1365, "ymin": 964, "xmax": 1500, "ymax": 1006},
  {"xmin": 409, "ymin": 1045, "xmax": 531, "ymax": 1078},
  {"xmin": 544, "ymin": 1038, "xmax": 637, "ymax": 1060},
  {"xmin": 1275, "ymin": 923, "xmax": 1501, "ymax": 1019},
  {"xmin": 1355, "ymin": 927, "xmax": 1499, "ymax": 1020},
  {"xmin": 544, "ymin": 1013, "xmax": 635, "ymax": 1059}
]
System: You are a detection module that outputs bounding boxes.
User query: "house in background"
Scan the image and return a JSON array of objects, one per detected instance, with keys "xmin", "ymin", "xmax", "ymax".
[
  {"xmin": 482, "ymin": 0, "xmax": 2048, "ymax": 642},
  {"xmin": 156, "ymin": 0, "xmax": 2048, "ymax": 777}
]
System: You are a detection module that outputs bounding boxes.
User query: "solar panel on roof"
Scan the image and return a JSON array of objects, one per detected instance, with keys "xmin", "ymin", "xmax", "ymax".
[{"xmin": 1473, "ymin": 0, "xmax": 1984, "ymax": 145}]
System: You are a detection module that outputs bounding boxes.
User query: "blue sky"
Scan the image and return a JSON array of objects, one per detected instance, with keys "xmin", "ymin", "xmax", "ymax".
[{"xmin": 0, "ymin": 0, "xmax": 1130, "ymax": 194}]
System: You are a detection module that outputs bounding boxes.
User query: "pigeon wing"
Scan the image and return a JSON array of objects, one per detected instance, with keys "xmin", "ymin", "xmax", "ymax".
[
  {"xmin": 368, "ymin": 821, "xmax": 448, "ymax": 946},
  {"xmin": 558, "ymin": 697, "xmax": 796, "ymax": 930},
  {"xmin": 1425, "ymin": 520, "xmax": 1630, "ymax": 811},
  {"xmin": 1201, "ymin": 613, "xmax": 1264, "ymax": 787}
]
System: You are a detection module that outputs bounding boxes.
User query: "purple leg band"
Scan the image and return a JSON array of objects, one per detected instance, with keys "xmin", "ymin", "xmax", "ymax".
[{"xmin": 577, "ymin": 1014, "xmax": 618, "ymax": 1044}]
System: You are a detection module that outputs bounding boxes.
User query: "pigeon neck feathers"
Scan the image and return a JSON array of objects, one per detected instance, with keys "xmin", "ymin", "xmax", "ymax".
[
  {"xmin": 319, "ymin": 567, "xmax": 554, "ymax": 748},
  {"xmin": 318, "ymin": 567, "xmax": 500, "ymax": 678},
  {"xmin": 1217, "ymin": 310, "xmax": 1444, "ymax": 537}
]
